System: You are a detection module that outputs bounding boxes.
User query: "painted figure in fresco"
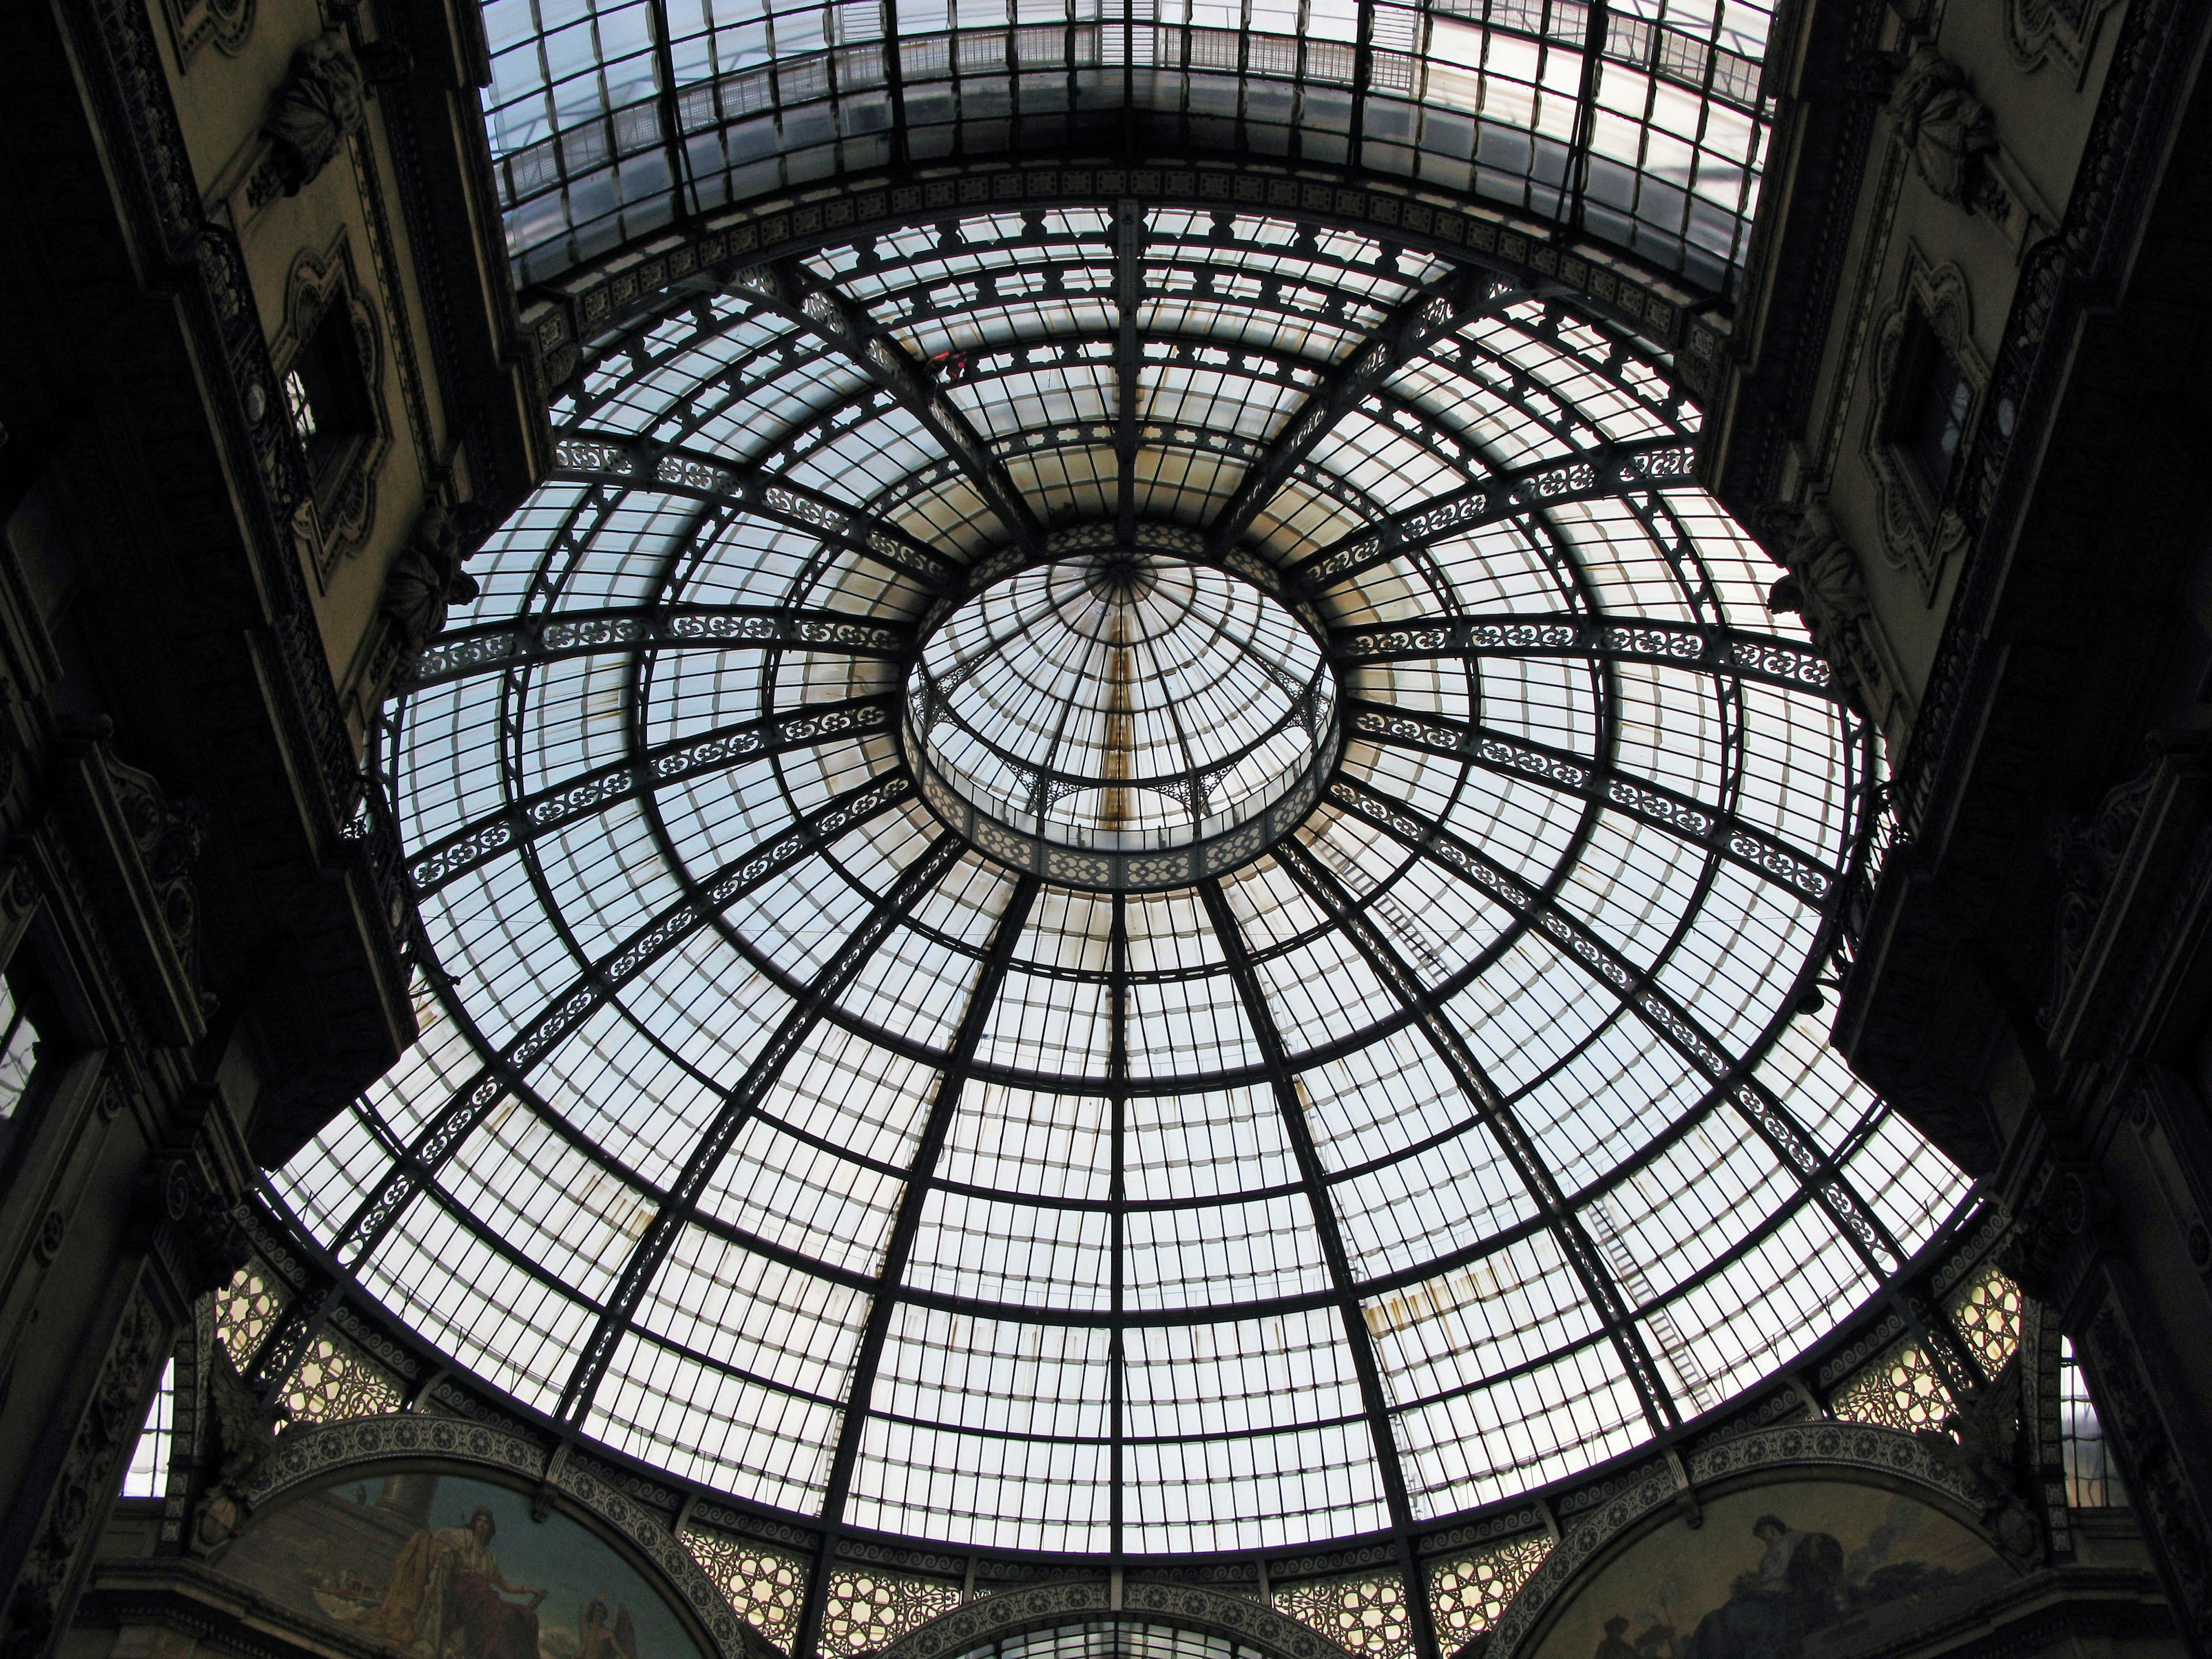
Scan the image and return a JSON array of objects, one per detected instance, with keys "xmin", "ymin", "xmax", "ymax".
[
  {"xmin": 1596, "ymin": 1615, "xmax": 1640, "ymax": 1659},
  {"xmin": 575, "ymin": 1594, "xmax": 640, "ymax": 1659},
  {"xmin": 381, "ymin": 1506, "xmax": 548, "ymax": 1659},
  {"xmin": 1680, "ymin": 1514, "xmax": 1844, "ymax": 1659}
]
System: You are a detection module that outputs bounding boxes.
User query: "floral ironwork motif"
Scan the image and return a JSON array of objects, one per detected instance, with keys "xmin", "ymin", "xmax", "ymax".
[
  {"xmin": 1274, "ymin": 1571, "xmax": 1413, "ymax": 1659},
  {"xmin": 213, "ymin": 1263, "xmax": 289, "ymax": 1372},
  {"xmin": 685, "ymin": 1529, "xmax": 810, "ymax": 1649},
  {"xmin": 1426, "ymin": 1537, "xmax": 1551, "ymax": 1652},
  {"xmin": 818, "ymin": 1571, "xmax": 964, "ymax": 1659},
  {"xmin": 278, "ymin": 1330, "xmax": 403, "ymax": 1428},
  {"xmin": 1945, "ymin": 1265, "xmax": 2025, "ymax": 1377},
  {"xmin": 1830, "ymin": 1338, "xmax": 1955, "ymax": 1433}
]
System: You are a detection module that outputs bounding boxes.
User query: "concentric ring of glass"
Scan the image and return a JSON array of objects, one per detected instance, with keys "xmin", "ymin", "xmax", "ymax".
[{"xmin": 904, "ymin": 535, "xmax": 1339, "ymax": 885}]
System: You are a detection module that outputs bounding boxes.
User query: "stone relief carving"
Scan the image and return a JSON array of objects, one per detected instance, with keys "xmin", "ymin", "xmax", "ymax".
[
  {"xmin": 1885, "ymin": 46, "xmax": 2056, "ymax": 256},
  {"xmin": 1763, "ymin": 503, "xmax": 1904, "ymax": 738},
  {"xmin": 2080, "ymin": 1290, "xmax": 2212, "ymax": 1630},
  {"xmin": 2044, "ymin": 756, "xmax": 2161, "ymax": 1021},
  {"xmin": 105, "ymin": 753, "xmax": 208, "ymax": 997},
  {"xmin": 1888, "ymin": 47, "xmax": 1998, "ymax": 211},
  {"xmin": 262, "ymin": 28, "xmax": 366, "ymax": 198},
  {"xmin": 1910, "ymin": 1355, "xmax": 2041, "ymax": 1562},
  {"xmin": 160, "ymin": 0, "xmax": 253, "ymax": 67},
  {"xmin": 188, "ymin": 1344, "xmax": 288, "ymax": 1558},
  {"xmin": 2005, "ymin": 0, "xmax": 2124, "ymax": 84},
  {"xmin": 380, "ymin": 502, "xmax": 486, "ymax": 657},
  {"xmin": 1864, "ymin": 257, "xmax": 1986, "ymax": 599},
  {"xmin": 0, "ymin": 1275, "xmax": 168, "ymax": 1659}
]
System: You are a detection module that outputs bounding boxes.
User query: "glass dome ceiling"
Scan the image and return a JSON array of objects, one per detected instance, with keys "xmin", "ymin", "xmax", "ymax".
[{"xmin": 277, "ymin": 197, "xmax": 1967, "ymax": 1571}]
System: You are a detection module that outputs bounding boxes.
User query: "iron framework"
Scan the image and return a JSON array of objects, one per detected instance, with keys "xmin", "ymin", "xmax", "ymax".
[{"xmin": 274, "ymin": 195, "xmax": 1967, "ymax": 1659}]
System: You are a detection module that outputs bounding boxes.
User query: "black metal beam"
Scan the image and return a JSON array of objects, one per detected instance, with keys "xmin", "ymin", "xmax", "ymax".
[
  {"xmin": 1343, "ymin": 699, "xmax": 1840, "ymax": 906},
  {"xmin": 328, "ymin": 770, "xmax": 918, "ymax": 1265},
  {"xmin": 550, "ymin": 429, "xmax": 959, "ymax": 591},
  {"xmin": 1108, "ymin": 891, "xmax": 1128, "ymax": 1565},
  {"xmin": 1209, "ymin": 266, "xmax": 1532, "ymax": 550},
  {"xmin": 1115, "ymin": 200, "xmax": 1144, "ymax": 543},
  {"xmin": 1271, "ymin": 836, "xmax": 1679, "ymax": 1435},
  {"xmin": 730, "ymin": 261, "xmax": 1044, "ymax": 547},
  {"xmin": 1325, "ymin": 774, "xmax": 1903, "ymax": 1275},
  {"xmin": 790, "ymin": 873, "xmax": 1044, "ymax": 1659},
  {"xmin": 407, "ymin": 603, "xmax": 914, "ymax": 690},
  {"xmin": 409, "ymin": 694, "xmax": 899, "ymax": 896},
  {"xmin": 1286, "ymin": 438, "xmax": 1699, "ymax": 594},
  {"xmin": 1329, "ymin": 612, "xmax": 1842, "ymax": 701},
  {"xmin": 554, "ymin": 831, "xmax": 971, "ymax": 1426},
  {"xmin": 1195, "ymin": 876, "xmax": 1443, "ymax": 1659}
]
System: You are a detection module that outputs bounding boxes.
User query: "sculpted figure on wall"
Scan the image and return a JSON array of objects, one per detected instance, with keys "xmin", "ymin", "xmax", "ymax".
[
  {"xmin": 263, "ymin": 27, "xmax": 367, "ymax": 195},
  {"xmin": 381, "ymin": 502, "xmax": 486, "ymax": 658},
  {"xmin": 1887, "ymin": 47, "xmax": 1997, "ymax": 210},
  {"xmin": 1765, "ymin": 505, "xmax": 1888, "ymax": 717}
]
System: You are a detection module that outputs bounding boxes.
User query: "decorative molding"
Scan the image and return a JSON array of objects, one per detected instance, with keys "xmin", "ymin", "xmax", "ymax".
[
  {"xmin": 160, "ymin": 0, "xmax": 253, "ymax": 67},
  {"xmin": 1862, "ymin": 255, "xmax": 1986, "ymax": 600},
  {"xmin": 2004, "ymin": 0, "xmax": 2125, "ymax": 85},
  {"xmin": 273, "ymin": 233, "xmax": 391, "ymax": 581},
  {"xmin": 0, "ymin": 1271, "xmax": 169, "ymax": 1659},
  {"xmin": 2078, "ymin": 1294, "xmax": 2212, "ymax": 1633}
]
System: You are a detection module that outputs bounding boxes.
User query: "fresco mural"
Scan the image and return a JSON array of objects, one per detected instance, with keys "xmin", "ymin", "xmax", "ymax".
[
  {"xmin": 219, "ymin": 1470, "xmax": 710, "ymax": 1659},
  {"xmin": 1528, "ymin": 1480, "xmax": 2014, "ymax": 1659}
]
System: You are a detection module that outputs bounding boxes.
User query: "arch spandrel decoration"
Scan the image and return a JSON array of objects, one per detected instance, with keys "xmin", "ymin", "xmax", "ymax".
[
  {"xmin": 876, "ymin": 1582, "xmax": 1357, "ymax": 1659},
  {"xmin": 236, "ymin": 1419, "xmax": 770, "ymax": 1659}
]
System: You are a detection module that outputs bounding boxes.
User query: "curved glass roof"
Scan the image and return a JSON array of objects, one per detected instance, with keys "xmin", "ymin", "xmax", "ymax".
[
  {"xmin": 278, "ymin": 203, "xmax": 1965, "ymax": 1564},
  {"xmin": 912, "ymin": 549, "xmax": 1336, "ymax": 857},
  {"xmin": 482, "ymin": 0, "xmax": 1775, "ymax": 293}
]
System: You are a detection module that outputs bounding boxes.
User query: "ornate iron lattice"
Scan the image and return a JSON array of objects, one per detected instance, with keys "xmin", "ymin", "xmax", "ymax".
[
  {"xmin": 1274, "ymin": 1570, "xmax": 1414, "ymax": 1659},
  {"xmin": 272, "ymin": 192, "xmax": 1973, "ymax": 1627},
  {"xmin": 1829, "ymin": 1339, "xmax": 1953, "ymax": 1433},
  {"xmin": 213, "ymin": 1263, "xmax": 287, "ymax": 1372},
  {"xmin": 1425, "ymin": 1536, "xmax": 1550, "ymax": 1651},
  {"xmin": 817, "ymin": 1571, "xmax": 964, "ymax": 1659},
  {"xmin": 278, "ymin": 1331, "xmax": 403, "ymax": 1428},
  {"xmin": 685, "ymin": 1529, "xmax": 811, "ymax": 1649},
  {"xmin": 1944, "ymin": 1264, "xmax": 2024, "ymax": 1376}
]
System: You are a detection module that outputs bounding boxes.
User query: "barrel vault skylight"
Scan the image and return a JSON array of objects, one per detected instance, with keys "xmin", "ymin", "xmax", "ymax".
[{"xmin": 480, "ymin": 0, "xmax": 1776, "ymax": 293}]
